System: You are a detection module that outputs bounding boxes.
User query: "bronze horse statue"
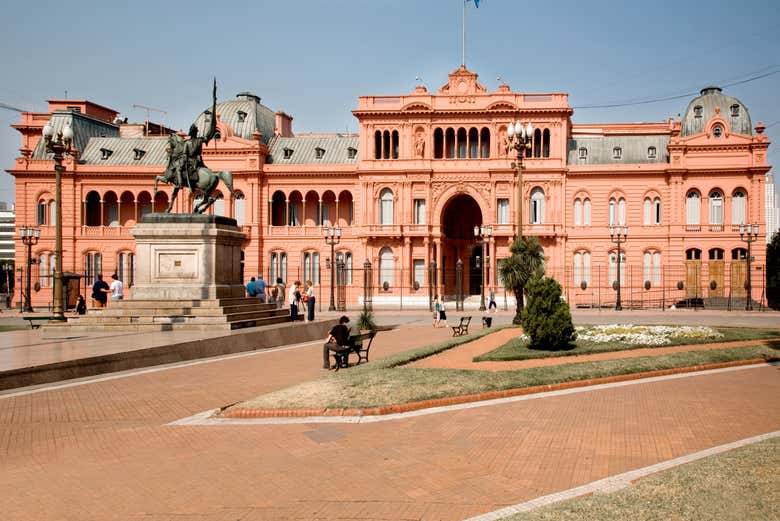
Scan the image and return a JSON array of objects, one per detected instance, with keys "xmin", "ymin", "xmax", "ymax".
[{"xmin": 154, "ymin": 79, "xmax": 234, "ymax": 214}]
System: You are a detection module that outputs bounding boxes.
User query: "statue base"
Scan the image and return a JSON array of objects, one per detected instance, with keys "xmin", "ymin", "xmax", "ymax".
[{"xmin": 130, "ymin": 213, "xmax": 246, "ymax": 300}]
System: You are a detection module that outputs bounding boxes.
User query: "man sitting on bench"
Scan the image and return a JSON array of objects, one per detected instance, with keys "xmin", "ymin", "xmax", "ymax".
[{"xmin": 322, "ymin": 315, "xmax": 351, "ymax": 369}]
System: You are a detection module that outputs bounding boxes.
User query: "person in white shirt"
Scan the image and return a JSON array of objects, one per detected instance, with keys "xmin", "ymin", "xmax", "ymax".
[
  {"xmin": 109, "ymin": 273, "xmax": 124, "ymax": 303},
  {"xmin": 288, "ymin": 280, "xmax": 301, "ymax": 321}
]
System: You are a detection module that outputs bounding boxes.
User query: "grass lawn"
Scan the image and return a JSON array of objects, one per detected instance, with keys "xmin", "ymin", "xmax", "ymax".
[
  {"xmin": 502, "ymin": 436, "xmax": 780, "ymax": 521},
  {"xmin": 224, "ymin": 341, "xmax": 779, "ymax": 412},
  {"xmin": 474, "ymin": 326, "xmax": 780, "ymax": 362}
]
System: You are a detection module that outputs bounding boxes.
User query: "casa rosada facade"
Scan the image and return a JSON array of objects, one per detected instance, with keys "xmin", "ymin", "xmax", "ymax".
[{"xmin": 9, "ymin": 67, "xmax": 771, "ymax": 309}]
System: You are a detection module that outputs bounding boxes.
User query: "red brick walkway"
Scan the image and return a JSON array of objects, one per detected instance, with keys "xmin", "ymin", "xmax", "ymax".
[{"xmin": 0, "ymin": 323, "xmax": 778, "ymax": 520}]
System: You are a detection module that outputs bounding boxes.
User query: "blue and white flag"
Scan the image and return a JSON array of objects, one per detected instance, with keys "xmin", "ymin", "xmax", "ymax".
[{"xmin": 468, "ymin": 0, "xmax": 480, "ymax": 7}]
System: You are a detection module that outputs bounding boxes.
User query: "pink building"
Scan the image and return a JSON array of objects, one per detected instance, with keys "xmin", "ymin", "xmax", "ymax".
[{"xmin": 8, "ymin": 67, "xmax": 771, "ymax": 310}]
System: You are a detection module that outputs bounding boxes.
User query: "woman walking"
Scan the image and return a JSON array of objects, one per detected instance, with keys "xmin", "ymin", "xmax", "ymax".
[
  {"xmin": 288, "ymin": 280, "xmax": 301, "ymax": 321},
  {"xmin": 438, "ymin": 294, "xmax": 448, "ymax": 327},
  {"xmin": 305, "ymin": 279, "xmax": 316, "ymax": 322},
  {"xmin": 433, "ymin": 295, "xmax": 441, "ymax": 328}
]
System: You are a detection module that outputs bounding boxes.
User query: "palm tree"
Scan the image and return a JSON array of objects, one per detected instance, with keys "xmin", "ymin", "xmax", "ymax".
[{"xmin": 498, "ymin": 236, "xmax": 545, "ymax": 324}]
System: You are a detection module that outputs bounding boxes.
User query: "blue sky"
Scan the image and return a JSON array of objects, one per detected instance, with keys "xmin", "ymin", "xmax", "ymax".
[{"xmin": 1, "ymin": 0, "xmax": 779, "ymax": 204}]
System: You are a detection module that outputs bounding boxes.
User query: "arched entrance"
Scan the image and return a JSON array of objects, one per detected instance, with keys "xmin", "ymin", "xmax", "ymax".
[{"xmin": 440, "ymin": 193, "xmax": 483, "ymax": 296}]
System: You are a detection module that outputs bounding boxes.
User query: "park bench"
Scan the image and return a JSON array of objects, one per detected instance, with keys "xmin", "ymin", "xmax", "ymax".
[
  {"xmin": 451, "ymin": 316, "xmax": 471, "ymax": 336},
  {"xmin": 23, "ymin": 316, "xmax": 66, "ymax": 329},
  {"xmin": 331, "ymin": 330, "xmax": 377, "ymax": 370}
]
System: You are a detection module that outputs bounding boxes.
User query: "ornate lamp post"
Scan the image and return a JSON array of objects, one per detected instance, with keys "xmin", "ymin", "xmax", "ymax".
[
  {"xmin": 474, "ymin": 224, "xmax": 492, "ymax": 311},
  {"xmin": 42, "ymin": 120, "xmax": 74, "ymax": 319},
  {"xmin": 323, "ymin": 225, "xmax": 341, "ymax": 311},
  {"xmin": 739, "ymin": 223, "xmax": 759, "ymax": 311},
  {"xmin": 610, "ymin": 225, "xmax": 628, "ymax": 311},
  {"xmin": 19, "ymin": 226, "xmax": 40, "ymax": 313},
  {"xmin": 506, "ymin": 120, "xmax": 533, "ymax": 238}
]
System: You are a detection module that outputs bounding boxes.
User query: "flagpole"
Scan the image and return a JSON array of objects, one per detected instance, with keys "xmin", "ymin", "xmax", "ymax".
[{"xmin": 462, "ymin": 0, "xmax": 466, "ymax": 66}]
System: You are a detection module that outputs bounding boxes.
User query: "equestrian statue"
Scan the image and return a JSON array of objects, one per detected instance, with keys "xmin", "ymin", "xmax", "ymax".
[{"xmin": 154, "ymin": 78, "xmax": 234, "ymax": 214}]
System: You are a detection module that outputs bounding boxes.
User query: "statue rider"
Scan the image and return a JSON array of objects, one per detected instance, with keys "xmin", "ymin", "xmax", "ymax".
[{"xmin": 181, "ymin": 80, "xmax": 218, "ymax": 190}]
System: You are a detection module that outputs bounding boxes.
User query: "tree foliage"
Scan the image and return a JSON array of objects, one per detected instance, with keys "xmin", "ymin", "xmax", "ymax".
[
  {"xmin": 521, "ymin": 277, "xmax": 576, "ymax": 349},
  {"xmin": 498, "ymin": 236, "xmax": 545, "ymax": 324}
]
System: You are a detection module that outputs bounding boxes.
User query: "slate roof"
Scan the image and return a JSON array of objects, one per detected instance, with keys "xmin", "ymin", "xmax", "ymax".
[
  {"xmin": 80, "ymin": 137, "xmax": 169, "ymax": 165},
  {"xmin": 192, "ymin": 92, "xmax": 276, "ymax": 143},
  {"xmin": 681, "ymin": 86, "xmax": 752, "ymax": 136},
  {"xmin": 266, "ymin": 136, "xmax": 359, "ymax": 164},
  {"xmin": 31, "ymin": 111, "xmax": 118, "ymax": 159},
  {"xmin": 567, "ymin": 135, "xmax": 670, "ymax": 165}
]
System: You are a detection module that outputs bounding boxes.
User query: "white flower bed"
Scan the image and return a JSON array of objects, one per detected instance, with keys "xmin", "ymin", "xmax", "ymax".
[{"xmin": 574, "ymin": 324, "xmax": 723, "ymax": 346}]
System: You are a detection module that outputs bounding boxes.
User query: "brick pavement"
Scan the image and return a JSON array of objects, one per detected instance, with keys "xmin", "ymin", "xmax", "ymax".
[{"xmin": 0, "ymin": 322, "xmax": 779, "ymax": 520}]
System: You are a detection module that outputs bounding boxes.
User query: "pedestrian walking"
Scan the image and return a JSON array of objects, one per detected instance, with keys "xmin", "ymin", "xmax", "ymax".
[
  {"xmin": 255, "ymin": 274, "xmax": 268, "ymax": 303},
  {"xmin": 289, "ymin": 280, "xmax": 301, "ymax": 321},
  {"xmin": 274, "ymin": 277, "xmax": 286, "ymax": 309},
  {"xmin": 246, "ymin": 277, "xmax": 257, "ymax": 297},
  {"xmin": 438, "ymin": 294, "xmax": 448, "ymax": 327},
  {"xmin": 109, "ymin": 273, "xmax": 124, "ymax": 303},
  {"xmin": 91, "ymin": 274, "xmax": 109, "ymax": 308},
  {"xmin": 433, "ymin": 296, "xmax": 441, "ymax": 328},
  {"xmin": 488, "ymin": 286, "xmax": 497, "ymax": 312}
]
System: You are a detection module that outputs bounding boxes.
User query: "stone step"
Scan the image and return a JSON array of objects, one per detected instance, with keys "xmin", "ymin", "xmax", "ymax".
[
  {"xmin": 71, "ymin": 309, "xmax": 289, "ymax": 326},
  {"xmin": 46, "ymin": 314, "xmax": 291, "ymax": 332},
  {"xmin": 91, "ymin": 304, "xmax": 282, "ymax": 318},
  {"xmin": 110, "ymin": 298, "xmax": 275, "ymax": 310}
]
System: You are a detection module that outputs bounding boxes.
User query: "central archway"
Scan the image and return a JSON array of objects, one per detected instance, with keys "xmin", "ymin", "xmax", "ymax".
[{"xmin": 441, "ymin": 193, "xmax": 483, "ymax": 296}]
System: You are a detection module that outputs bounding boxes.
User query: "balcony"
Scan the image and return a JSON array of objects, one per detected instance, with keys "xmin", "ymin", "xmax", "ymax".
[
  {"xmin": 364, "ymin": 224, "xmax": 403, "ymax": 238},
  {"xmin": 524, "ymin": 223, "xmax": 561, "ymax": 238},
  {"xmin": 267, "ymin": 225, "xmax": 353, "ymax": 238}
]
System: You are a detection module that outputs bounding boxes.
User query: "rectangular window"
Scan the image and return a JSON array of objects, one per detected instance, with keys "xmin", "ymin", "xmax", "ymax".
[
  {"xmin": 413, "ymin": 259, "xmax": 425, "ymax": 288},
  {"xmin": 414, "ymin": 199, "xmax": 426, "ymax": 225},
  {"xmin": 497, "ymin": 199, "xmax": 509, "ymax": 224}
]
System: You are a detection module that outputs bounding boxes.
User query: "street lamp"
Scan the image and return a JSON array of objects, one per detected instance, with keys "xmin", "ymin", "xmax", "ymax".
[
  {"xmin": 19, "ymin": 226, "xmax": 40, "ymax": 313},
  {"xmin": 323, "ymin": 225, "xmax": 342, "ymax": 311},
  {"xmin": 506, "ymin": 120, "xmax": 533, "ymax": 238},
  {"xmin": 610, "ymin": 225, "xmax": 628, "ymax": 311},
  {"xmin": 474, "ymin": 224, "xmax": 493, "ymax": 311},
  {"xmin": 739, "ymin": 223, "xmax": 759, "ymax": 311},
  {"xmin": 42, "ymin": 120, "xmax": 74, "ymax": 319}
]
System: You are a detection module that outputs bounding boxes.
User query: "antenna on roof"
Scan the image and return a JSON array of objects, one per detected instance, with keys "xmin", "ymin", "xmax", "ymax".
[{"xmin": 132, "ymin": 104, "xmax": 168, "ymax": 135}]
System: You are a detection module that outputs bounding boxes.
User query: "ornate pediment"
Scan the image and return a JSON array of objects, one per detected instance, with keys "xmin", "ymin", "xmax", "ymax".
[{"xmin": 438, "ymin": 66, "xmax": 487, "ymax": 96}]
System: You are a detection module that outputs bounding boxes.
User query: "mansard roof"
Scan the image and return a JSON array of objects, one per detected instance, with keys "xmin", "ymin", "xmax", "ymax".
[
  {"xmin": 31, "ymin": 110, "xmax": 118, "ymax": 159},
  {"xmin": 80, "ymin": 137, "xmax": 169, "ymax": 165},
  {"xmin": 266, "ymin": 135, "xmax": 359, "ymax": 164},
  {"xmin": 681, "ymin": 86, "xmax": 752, "ymax": 136},
  {"xmin": 567, "ymin": 135, "xmax": 670, "ymax": 165},
  {"xmin": 192, "ymin": 92, "xmax": 276, "ymax": 143}
]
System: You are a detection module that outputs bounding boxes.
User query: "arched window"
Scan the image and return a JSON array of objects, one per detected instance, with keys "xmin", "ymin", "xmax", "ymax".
[
  {"xmin": 643, "ymin": 251, "xmax": 661, "ymax": 285},
  {"xmin": 380, "ymin": 188, "xmax": 394, "ymax": 225},
  {"xmin": 583, "ymin": 198, "xmax": 591, "ymax": 226},
  {"xmin": 379, "ymin": 247, "xmax": 394, "ymax": 288},
  {"xmin": 84, "ymin": 252, "xmax": 102, "ymax": 286},
  {"xmin": 457, "ymin": 128, "xmax": 467, "ymax": 159},
  {"xmin": 382, "ymin": 130, "xmax": 390, "ymax": 159},
  {"xmin": 336, "ymin": 251, "xmax": 354, "ymax": 285},
  {"xmin": 85, "ymin": 191, "xmax": 101, "ymax": 226},
  {"xmin": 468, "ymin": 128, "xmax": 479, "ymax": 158},
  {"xmin": 433, "ymin": 128, "xmax": 444, "ymax": 158},
  {"xmin": 117, "ymin": 252, "xmax": 135, "ymax": 287},
  {"xmin": 271, "ymin": 191, "xmax": 286, "ymax": 226},
  {"xmin": 643, "ymin": 197, "xmax": 661, "ymax": 225},
  {"xmin": 573, "ymin": 251, "xmax": 590, "ymax": 285},
  {"xmin": 686, "ymin": 191, "xmax": 700, "ymax": 225},
  {"xmin": 530, "ymin": 187, "xmax": 545, "ymax": 224},
  {"xmin": 542, "ymin": 128, "xmax": 550, "ymax": 157},
  {"xmin": 608, "ymin": 251, "xmax": 626, "ymax": 286},
  {"xmin": 445, "ymin": 128, "xmax": 455, "ymax": 158},
  {"xmin": 573, "ymin": 199, "xmax": 582, "ymax": 226},
  {"xmin": 104, "ymin": 191, "xmax": 119, "ymax": 227},
  {"xmin": 374, "ymin": 130, "xmax": 381, "ymax": 159},
  {"xmin": 709, "ymin": 190, "xmax": 723, "ymax": 225},
  {"xmin": 480, "ymin": 127, "xmax": 490, "ymax": 158},
  {"xmin": 609, "ymin": 197, "xmax": 625, "ymax": 226},
  {"xmin": 303, "ymin": 251, "xmax": 320, "ymax": 285},
  {"xmin": 233, "ymin": 192, "xmax": 245, "ymax": 225},
  {"xmin": 732, "ymin": 190, "xmax": 746, "ymax": 225},
  {"xmin": 732, "ymin": 248, "xmax": 747, "ymax": 260},
  {"xmin": 391, "ymin": 130, "xmax": 399, "ymax": 159},
  {"xmin": 686, "ymin": 248, "xmax": 701, "ymax": 261},
  {"xmin": 269, "ymin": 251, "xmax": 287, "ymax": 284},
  {"xmin": 213, "ymin": 193, "xmax": 225, "ymax": 216},
  {"xmin": 49, "ymin": 201, "xmax": 56, "ymax": 227},
  {"xmin": 533, "ymin": 128, "xmax": 542, "ymax": 157},
  {"xmin": 37, "ymin": 200, "xmax": 47, "ymax": 225}
]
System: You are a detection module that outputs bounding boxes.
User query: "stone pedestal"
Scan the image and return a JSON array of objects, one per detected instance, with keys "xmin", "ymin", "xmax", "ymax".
[{"xmin": 130, "ymin": 214, "xmax": 246, "ymax": 300}]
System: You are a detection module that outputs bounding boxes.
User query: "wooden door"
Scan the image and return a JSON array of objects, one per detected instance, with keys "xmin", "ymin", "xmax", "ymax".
[
  {"xmin": 685, "ymin": 261, "xmax": 701, "ymax": 298},
  {"xmin": 731, "ymin": 261, "xmax": 746, "ymax": 297},
  {"xmin": 708, "ymin": 261, "xmax": 724, "ymax": 298}
]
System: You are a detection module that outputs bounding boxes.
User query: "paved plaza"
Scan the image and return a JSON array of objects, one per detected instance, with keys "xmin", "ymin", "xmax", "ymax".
[{"xmin": 0, "ymin": 310, "xmax": 779, "ymax": 520}]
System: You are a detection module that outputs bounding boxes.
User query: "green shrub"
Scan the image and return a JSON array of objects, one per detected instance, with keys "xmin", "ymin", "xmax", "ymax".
[
  {"xmin": 521, "ymin": 277, "xmax": 576, "ymax": 349},
  {"xmin": 356, "ymin": 309, "xmax": 377, "ymax": 331}
]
